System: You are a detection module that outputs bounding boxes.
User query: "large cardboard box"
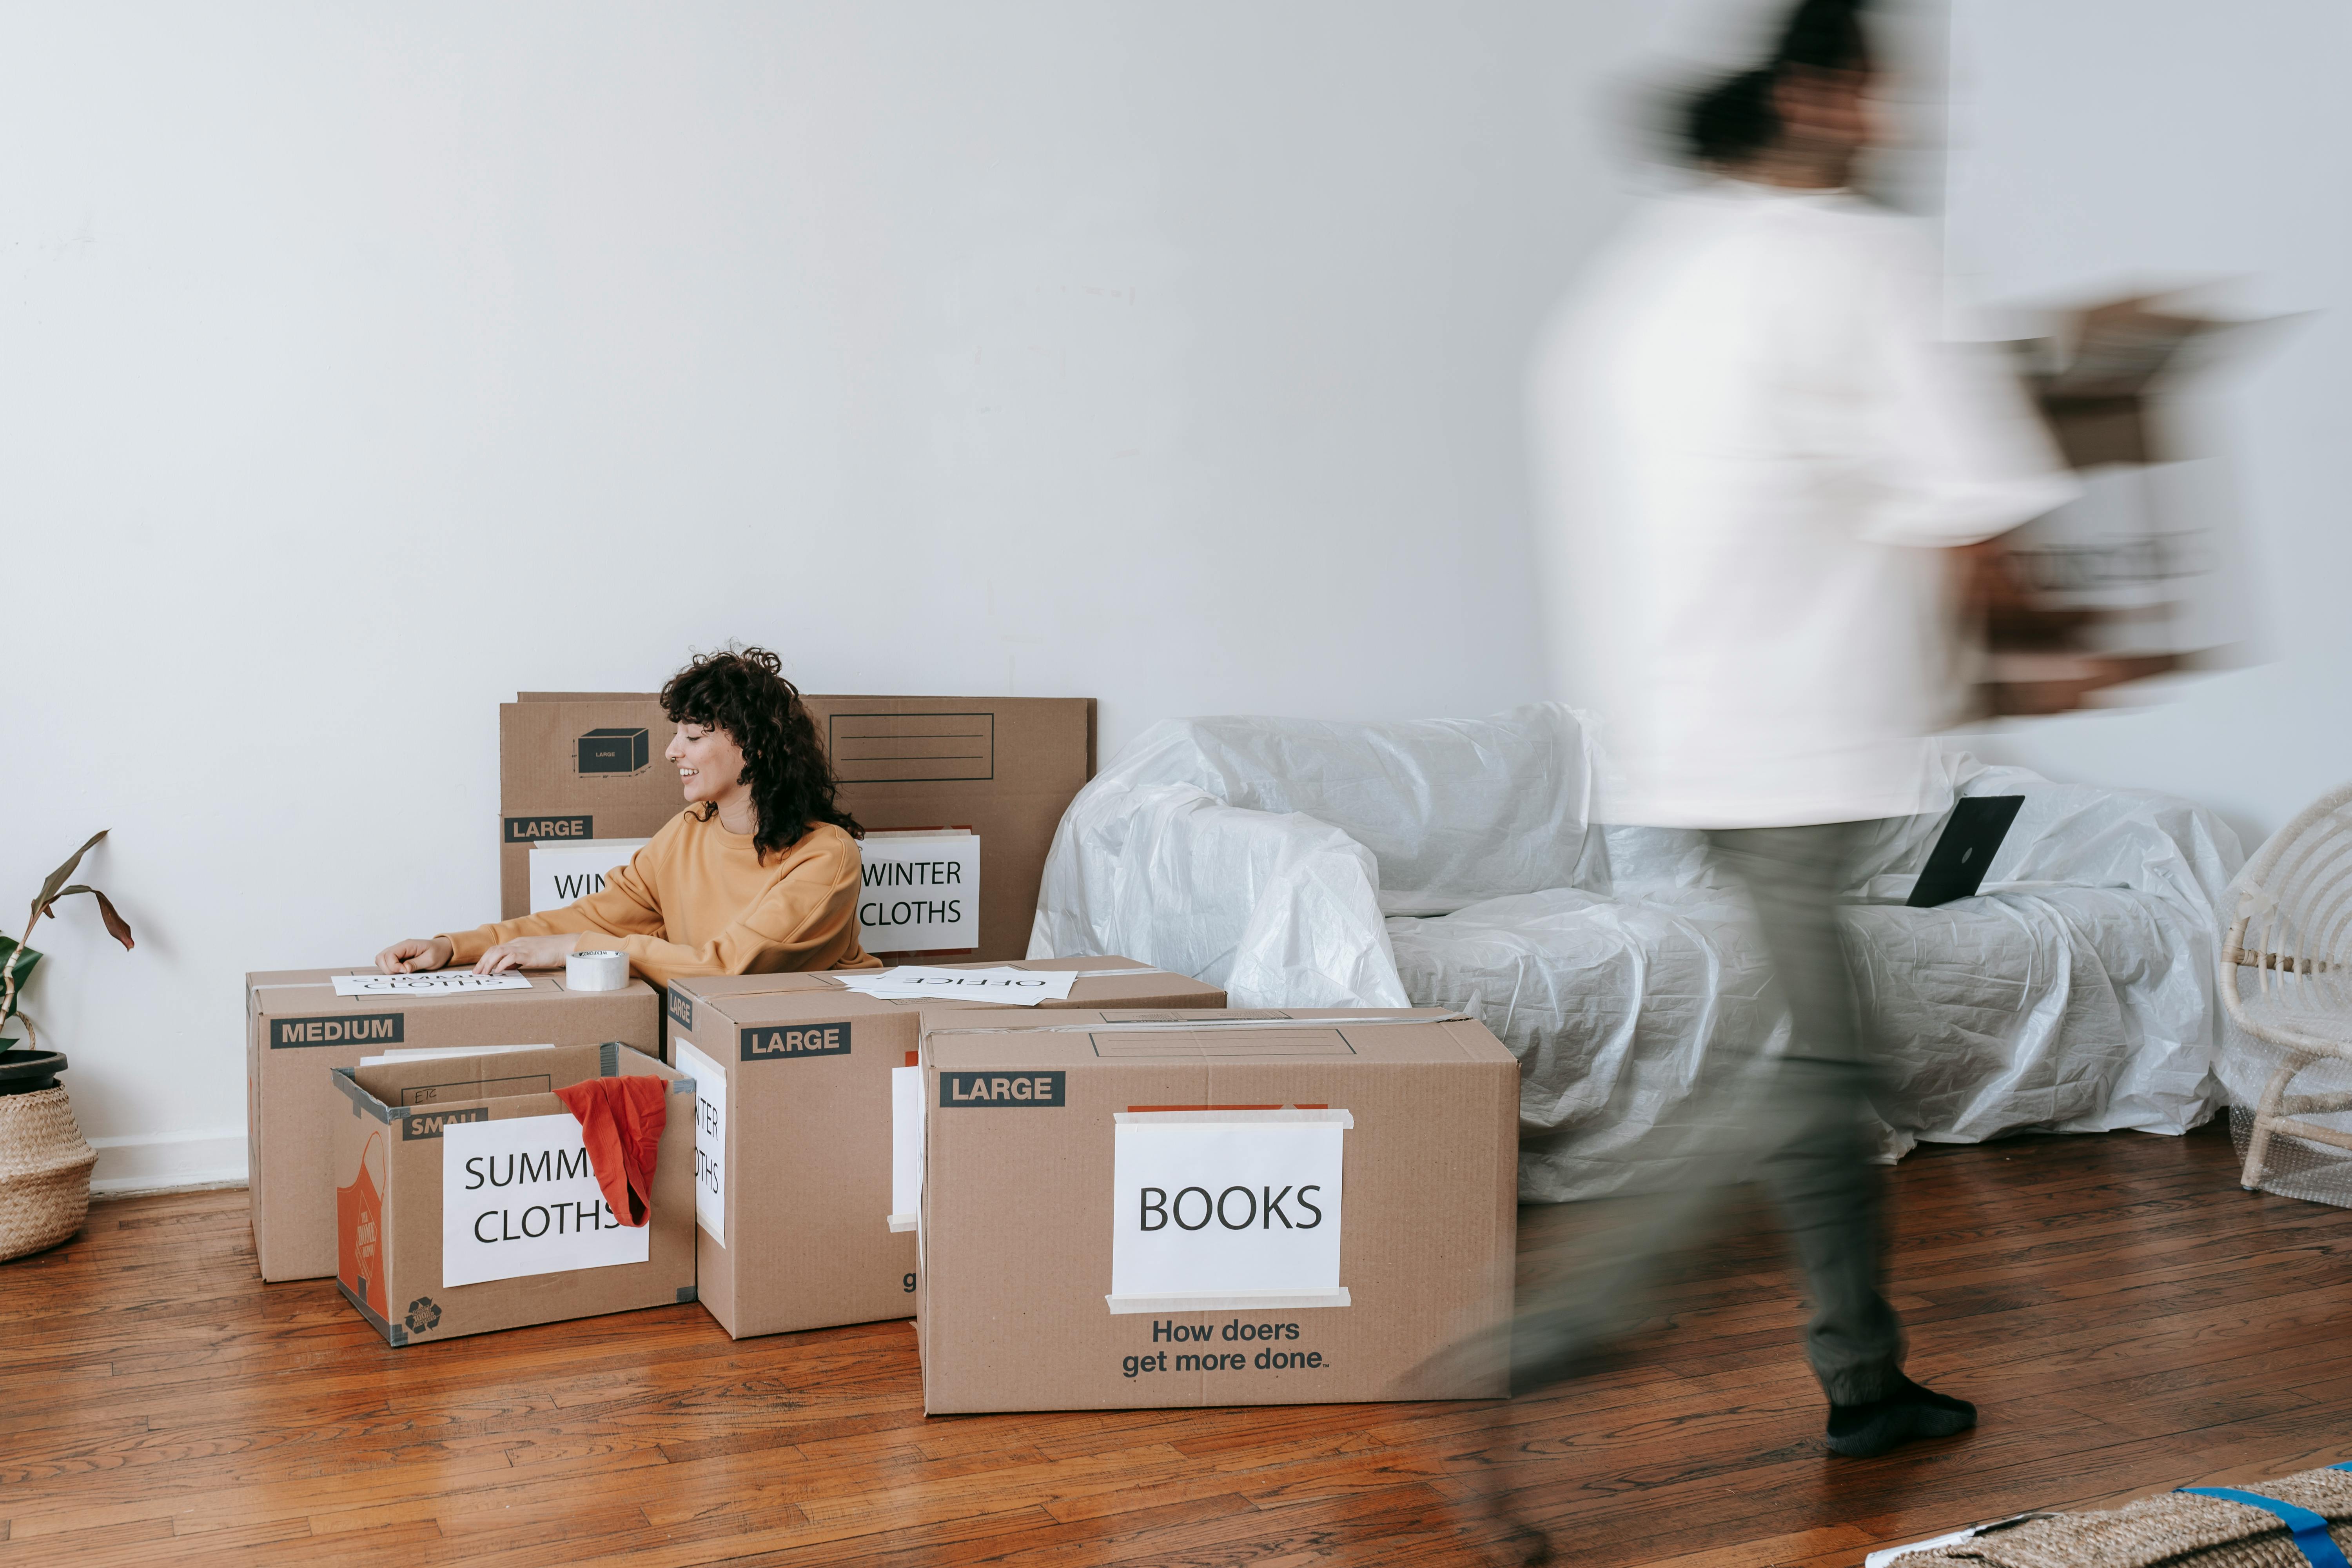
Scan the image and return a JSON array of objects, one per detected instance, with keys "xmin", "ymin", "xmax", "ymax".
[
  {"xmin": 911, "ymin": 1007, "xmax": 1518, "ymax": 1414},
  {"xmin": 497, "ymin": 692, "xmax": 1096, "ymax": 960},
  {"xmin": 665, "ymin": 957, "xmax": 1227, "ymax": 1340},
  {"xmin": 245, "ymin": 969, "xmax": 661, "ymax": 1282},
  {"xmin": 329, "ymin": 1042, "xmax": 696, "ymax": 1346}
]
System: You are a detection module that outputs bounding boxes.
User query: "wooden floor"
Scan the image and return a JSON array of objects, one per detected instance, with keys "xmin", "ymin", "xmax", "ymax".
[{"xmin": 4, "ymin": 1120, "xmax": 2351, "ymax": 1567}]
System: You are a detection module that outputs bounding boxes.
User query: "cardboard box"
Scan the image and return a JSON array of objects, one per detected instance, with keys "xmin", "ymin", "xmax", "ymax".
[
  {"xmin": 664, "ymin": 957, "xmax": 1227, "ymax": 1340},
  {"xmin": 330, "ymin": 1042, "xmax": 696, "ymax": 1346},
  {"xmin": 498, "ymin": 692, "xmax": 1096, "ymax": 960},
  {"xmin": 245, "ymin": 969, "xmax": 662, "ymax": 1281},
  {"xmin": 911, "ymin": 1007, "xmax": 1518, "ymax": 1414}
]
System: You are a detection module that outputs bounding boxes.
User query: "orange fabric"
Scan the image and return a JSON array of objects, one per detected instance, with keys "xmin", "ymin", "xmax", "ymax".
[
  {"xmin": 553, "ymin": 1076, "xmax": 669, "ymax": 1228},
  {"xmin": 441, "ymin": 814, "xmax": 883, "ymax": 986}
]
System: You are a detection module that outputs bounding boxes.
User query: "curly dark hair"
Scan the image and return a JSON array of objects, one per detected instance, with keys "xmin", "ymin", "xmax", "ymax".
[
  {"xmin": 1681, "ymin": 0, "xmax": 1872, "ymax": 166},
  {"xmin": 660, "ymin": 647, "xmax": 862, "ymax": 860}
]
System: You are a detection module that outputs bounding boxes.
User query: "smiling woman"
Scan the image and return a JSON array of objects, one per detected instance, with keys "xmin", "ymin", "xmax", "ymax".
[{"xmin": 374, "ymin": 648, "xmax": 882, "ymax": 986}]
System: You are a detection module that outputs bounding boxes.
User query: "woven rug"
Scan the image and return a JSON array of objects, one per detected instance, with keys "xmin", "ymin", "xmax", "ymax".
[{"xmin": 1877, "ymin": 1462, "xmax": 2352, "ymax": 1568}]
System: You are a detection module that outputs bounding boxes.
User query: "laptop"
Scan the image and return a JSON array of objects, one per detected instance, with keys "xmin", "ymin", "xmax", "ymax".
[{"xmin": 1906, "ymin": 795, "xmax": 2026, "ymax": 909}]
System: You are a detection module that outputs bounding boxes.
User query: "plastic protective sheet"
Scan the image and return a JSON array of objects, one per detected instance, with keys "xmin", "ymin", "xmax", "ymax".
[{"xmin": 1032, "ymin": 707, "xmax": 2243, "ymax": 1201}]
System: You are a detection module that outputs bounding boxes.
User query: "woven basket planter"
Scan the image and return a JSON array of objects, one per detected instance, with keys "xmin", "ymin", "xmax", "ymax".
[
  {"xmin": 0, "ymin": 1085, "xmax": 98, "ymax": 1263},
  {"xmin": 1892, "ymin": 1461, "xmax": 2352, "ymax": 1567}
]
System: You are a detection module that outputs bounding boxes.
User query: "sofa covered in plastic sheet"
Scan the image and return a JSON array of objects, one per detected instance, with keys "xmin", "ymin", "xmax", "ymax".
[{"xmin": 1029, "ymin": 705, "xmax": 2243, "ymax": 1201}]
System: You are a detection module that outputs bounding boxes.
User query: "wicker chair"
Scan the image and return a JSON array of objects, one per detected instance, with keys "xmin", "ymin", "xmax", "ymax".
[{"xmin": 2221, "ymin": 781, "xmax": 2352, "ymax": 1192}]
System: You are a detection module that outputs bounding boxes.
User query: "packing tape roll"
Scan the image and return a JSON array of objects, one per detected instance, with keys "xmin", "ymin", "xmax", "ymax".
[{"xmin": 567, "ymin": 950, "xmax": 630, "ymax": 992}]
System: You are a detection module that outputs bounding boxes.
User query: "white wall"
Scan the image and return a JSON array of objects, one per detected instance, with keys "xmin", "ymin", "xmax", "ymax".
[
  {"xmin": 0, "ymin": 2, "xmax": 1667, "ymax": 1185},
  {"xmin": 1943, "ymin": 0, "xmax": 2352, "ymax": 852}
]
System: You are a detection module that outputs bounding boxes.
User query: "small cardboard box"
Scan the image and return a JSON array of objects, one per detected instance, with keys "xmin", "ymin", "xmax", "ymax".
[
  {"xmin": 498, "ymin": 692, "xmax": 1096, "ymax": 960},
  {"xmin": 329, "ymin": 1042, "xmax": 696, "ymax": 1346},
  {"xmin": 665, "ymin": 957, "xmax": 1227, "ymax": 1340},
  {"xmin": 911, "ymin": 1007, "xmax": 1518, "ymax": 1414},
  {"xmin": 245, "ymin": 969, "xmax": 661, "ymax": 1282}
]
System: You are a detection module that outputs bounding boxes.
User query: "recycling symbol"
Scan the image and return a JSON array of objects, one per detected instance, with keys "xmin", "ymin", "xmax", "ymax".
[{"xmin": 404, "ymin": 1296, "xmax": 443, "ymax": 1334}]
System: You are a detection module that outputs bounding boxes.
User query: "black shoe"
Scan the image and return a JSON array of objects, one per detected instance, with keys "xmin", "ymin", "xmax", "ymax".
[{"xmin": 1824, "ymin": 1375, "xmax": 1977, "ymax": 1458}]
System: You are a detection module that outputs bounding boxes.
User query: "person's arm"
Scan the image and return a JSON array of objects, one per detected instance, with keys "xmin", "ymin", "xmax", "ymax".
[
  {"xmin": 439, "ymin": 844, "xmax": 667, "ymax": 966},
  {"xmin": 1842, "ymin": 224, "xmax": 2081, "ymax": 549},
  {"xmin": 601, "ymin": 832, "xmax": 869, "ymax": 989}
]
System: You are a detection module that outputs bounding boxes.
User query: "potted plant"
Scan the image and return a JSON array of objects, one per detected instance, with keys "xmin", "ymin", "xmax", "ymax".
[{"xmin": 0, "ymin": 831, "xmax": 134, "ymax": 1262}]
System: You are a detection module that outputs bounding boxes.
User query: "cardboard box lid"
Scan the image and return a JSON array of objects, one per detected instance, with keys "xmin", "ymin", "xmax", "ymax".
[
  {"xmin": 248, "ymin": 969, "xmax": 657, "ymax": 1015},
  {"xmin": 916, "ymin": 1009, "xmax": 1497, "ymax": 1070},
  {"xmin": 341, "ymin": 1041, "xmax": 676, "ymax": 1116}
]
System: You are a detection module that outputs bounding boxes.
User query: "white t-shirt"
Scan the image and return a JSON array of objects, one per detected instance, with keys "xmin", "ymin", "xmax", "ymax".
[{"xmin": 1530, "ymin": 181, "xmax": 2078, "ymax": 828}]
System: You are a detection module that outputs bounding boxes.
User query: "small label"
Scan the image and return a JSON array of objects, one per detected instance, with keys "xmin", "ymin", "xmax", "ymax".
[
  {"xmin": 272, "ymin": 1012, "xmax": 405, "ymax": 1049},
  {"xmin": 668, "ymin": 988, "xmax": 695, "ymax": 1031},
  {"xmin": 940, "ymin": 1071, "xmax": 1066, "ymax": 1107},
  {"xmin": 740, "ymin": 1022, "xmax": 852, "ymax": 1062},
  {"xmin": 506, "ymin": 815, "xmax": 593, "ymax": 844},
  {"xmin": 402, "ymin": 1105, "xmax": 490, "ymax": 1140}
]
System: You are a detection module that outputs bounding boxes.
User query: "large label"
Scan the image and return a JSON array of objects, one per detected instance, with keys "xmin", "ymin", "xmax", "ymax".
[
  {"xmin": 740, "ymin": 1021, "xmax": 851, "ymax": 1063},
  {"xmin": 673, "ymin": 1040, "xmax": 727, "ymax": 1244},
  {"xmin": 441, "ymin": 1113, "xmax": 650, "ymax": 1287},
  {"xmin": 527, "ymin": 838, "xmax": 650, "ymax": 913},
  {"xmin": 667, "ymin": 988, "xmax": 695, "ymax": 1032},
  {"xmin": 856, "ymin": 835, "xmax": 981, "ymax": 954},
  {"xmin": 505, "ymin": 815, "xmax": 593, "ymax": 844},
  {"xmin": 1107, "ymin": 1111, "xmax": 1349, "ymax": 1313},
  {"xmin": 272, "ymin": 1012, "xmax": 404, "ymax": 1049},
  {"xmin": 938, "ymin": 1070, "xmax": 1065, "ymax": 1107}
]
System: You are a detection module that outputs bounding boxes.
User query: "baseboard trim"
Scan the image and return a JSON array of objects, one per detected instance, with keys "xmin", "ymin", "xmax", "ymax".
[{"xmin": 85, "ymin": 1127, "xmax": 249, "ymax": 1196}]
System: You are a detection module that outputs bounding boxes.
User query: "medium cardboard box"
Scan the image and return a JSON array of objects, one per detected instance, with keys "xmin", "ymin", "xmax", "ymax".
[
  {"xmin": 329, "ymin": 1042, "xmax": 696, "ymax": 1346},
  {"xmin": 665, "ymin": 957, "xmax": 1227, "ymax": 1341},
  {"xmin": 498, "ymin": 692, "xmax": 1096, "ymax": 960},
  {"xmin": 245, "ymin": 969, "xmax": 661, "ymax": 1282},
  {"xmin": 911, "ymin": 1007, "xmax": 1518, "ymax": 1414}
]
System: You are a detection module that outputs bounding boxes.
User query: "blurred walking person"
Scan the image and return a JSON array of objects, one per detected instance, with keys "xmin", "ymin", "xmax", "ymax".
[{"xmin": 1481, "ymin": 1, "xmax": 2079, "ymax": 1559}]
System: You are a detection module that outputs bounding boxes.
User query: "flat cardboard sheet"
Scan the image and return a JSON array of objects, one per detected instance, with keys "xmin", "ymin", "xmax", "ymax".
[{"xmin": 500, "ymin": 692, "xmax": 1094, "ymax": 959}]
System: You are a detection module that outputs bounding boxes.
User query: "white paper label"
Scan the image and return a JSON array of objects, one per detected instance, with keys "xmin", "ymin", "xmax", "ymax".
[
  {"xmin": 529, "ymin": 838, "xmax": 652, "ymax": 914},
  {"xmin": 1107, "ymin": 1111, "xmax": 1350, "ymax": 1313},
  {"xmin": 889, "ymin": 1065, "xmax": 924, "ymax": 1230},
  {"xmin": 856, "ymin": 835, "xmax": 981, "ymax": 953},
  {"xmin": 673, "ymin": 1040, "xmax": 727, "ymax": 1245},
  {"xmin": 836, "ymin": 965, "xmax": 1078, "ymax": 1006},
  {"xmin": 441, "ymin": 1112, "xmax": 650, "ymax": 1287},
  {"xmin": 333, "ymin": 971, "xmax": 533, "ymax": 997}
]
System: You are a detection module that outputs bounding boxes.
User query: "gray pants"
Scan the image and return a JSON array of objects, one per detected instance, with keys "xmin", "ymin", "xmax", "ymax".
[{"xmin": 1505, "ymin": 822, "xmax": 1905, "ymax": 1405}]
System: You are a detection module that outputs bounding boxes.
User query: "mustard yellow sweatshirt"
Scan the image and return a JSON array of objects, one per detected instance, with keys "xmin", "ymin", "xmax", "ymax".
[{"xmin": 443, "ymin": 812, "xmax": 880, "ymax": 985}]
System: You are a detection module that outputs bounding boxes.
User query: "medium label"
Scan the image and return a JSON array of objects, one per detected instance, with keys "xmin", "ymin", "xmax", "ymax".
[
  {"xmin": 938, "ymin": 1071, "xmax": 1066, "ymax": 1107},
  {"xmin": 739, "ymin": 1022, "xmax": 851, "ymax": 1062},
  {"xmin": 272, "ymin": 1013, "xmax": 404, "ymax": 1049},
  {"xmin": 505, "ymin": 815, "xmax": 593, "ymax": 844}
]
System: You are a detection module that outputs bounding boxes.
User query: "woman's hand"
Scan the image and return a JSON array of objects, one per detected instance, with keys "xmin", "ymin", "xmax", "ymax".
[
  {"xmin": 376, "ymin": 937, "xmax": 455, "ymax": 974},
  {"xmin": 473, "ymin": 933, "xmax": 581, "ymax": 974}
]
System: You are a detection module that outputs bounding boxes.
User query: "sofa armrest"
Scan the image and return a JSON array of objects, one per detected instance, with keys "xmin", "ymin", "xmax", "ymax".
[{"xmin": 1029, "ymin": 782, "xmax": 1407, "ymax": 1008}]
